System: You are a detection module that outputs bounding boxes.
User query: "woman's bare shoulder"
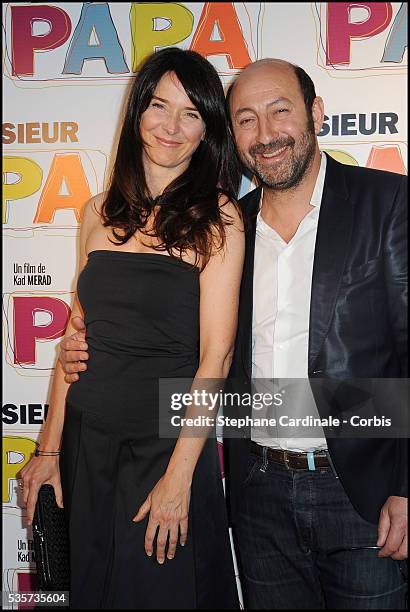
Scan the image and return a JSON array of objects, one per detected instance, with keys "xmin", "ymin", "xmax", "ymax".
[
  {"xmin": 83, "ymin": 192, "xmax": 107, "ymax": 220},
  {"xmin": 80, "ymin": 193, "xmax": 111, "ymax": 235},
  {"xmin": 217, "ymin": 193, "xmax": 243, "ymax": 229}
]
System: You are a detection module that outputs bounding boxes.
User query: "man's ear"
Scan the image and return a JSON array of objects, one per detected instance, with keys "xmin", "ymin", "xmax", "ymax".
[{"xmin": 312, "ymin": 96, "xmax": 325, "ymax": 135}]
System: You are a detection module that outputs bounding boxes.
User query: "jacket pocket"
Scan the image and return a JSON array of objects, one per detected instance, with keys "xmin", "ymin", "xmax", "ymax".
[{"xmin": 341, "ymin": 257, "xmax": 380, "ymax": 284}]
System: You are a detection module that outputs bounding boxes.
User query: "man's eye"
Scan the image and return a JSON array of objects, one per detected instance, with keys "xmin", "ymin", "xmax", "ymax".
[
  {"xmin": 277, "ymin": 108, "xmax": 289, "ymax": 113},
  {"xmin": 239, "ymin": 118, "xmax": 254, "ymax": 126}
]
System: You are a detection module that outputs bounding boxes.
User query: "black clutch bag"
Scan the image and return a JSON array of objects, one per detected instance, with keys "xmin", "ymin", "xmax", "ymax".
[{"xmin": 32, "ymin": 484, "xmax": 70, "ymax": 592}]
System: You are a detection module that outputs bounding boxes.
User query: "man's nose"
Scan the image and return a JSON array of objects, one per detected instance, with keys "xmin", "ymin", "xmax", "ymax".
[{"xmin": 257, "ymin": 116, "xmax": 279, "ymax": 145}]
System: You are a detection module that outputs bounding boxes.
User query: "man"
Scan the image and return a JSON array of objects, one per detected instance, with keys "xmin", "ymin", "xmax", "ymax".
[
  {"xmin": 224, "ymin": 59, "xmax": 407, "ymax": 609},
  {"xmin": 60, "ymin": 59, "xmax": 407, "ymax": 609}
]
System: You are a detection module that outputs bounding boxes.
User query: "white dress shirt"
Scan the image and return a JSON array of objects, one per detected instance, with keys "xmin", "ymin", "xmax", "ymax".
[{"xmin": 251, "ymin": 154, "xmax": 328, "ymax": 452}]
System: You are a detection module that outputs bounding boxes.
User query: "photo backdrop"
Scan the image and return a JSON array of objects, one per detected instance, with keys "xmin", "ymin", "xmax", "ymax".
[{"xmin": 3, "ymin": 1, "xmax": 407, "ymax": 605}]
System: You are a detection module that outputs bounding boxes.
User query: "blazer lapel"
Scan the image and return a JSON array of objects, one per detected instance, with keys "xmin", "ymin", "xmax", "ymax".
[
  {"xmin": 238, "ymin": 186, "xmax": 261, "ymax": 378},
  {"xmin": 308, "ymin": 154, "xmax": 354, "ymax": 372}
]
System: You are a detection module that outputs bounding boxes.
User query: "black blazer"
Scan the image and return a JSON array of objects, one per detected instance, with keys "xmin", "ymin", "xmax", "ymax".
[{"xmin": 224, "ymin": 153, "xmax": 408, "ymax": 525}]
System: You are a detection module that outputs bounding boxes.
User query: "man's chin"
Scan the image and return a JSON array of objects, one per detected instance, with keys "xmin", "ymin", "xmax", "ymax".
[{"xmin": 255, "ymin": 167, "xmax": 293, "ymax": 189}]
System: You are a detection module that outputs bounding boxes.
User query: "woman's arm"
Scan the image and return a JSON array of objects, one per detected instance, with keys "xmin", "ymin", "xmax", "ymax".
[
  {"xmin": 37, "ymin": 295, "xmax": 84, "ymax": 453},
  {"xmin": 20, "ymin": 196, "xmax": 100, "ymax": 523},
  {"xmin": 167, "ymin": 199, "xmax": 245, "ymax": 477},
  {"xmin": 134, "ymin": 199, "xmax": 245, "ymax": 563}
]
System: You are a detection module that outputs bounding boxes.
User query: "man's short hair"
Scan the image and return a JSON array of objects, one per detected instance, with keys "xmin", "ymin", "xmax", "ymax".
[{"xmin": 293, "ymin": 64, "xmax": 316, "ymax": 117}]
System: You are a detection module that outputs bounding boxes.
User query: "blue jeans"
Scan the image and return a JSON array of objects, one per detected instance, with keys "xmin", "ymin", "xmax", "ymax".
[{"xmin": 232, "ymin": 452, "xmax": 407, "ymax": 609}]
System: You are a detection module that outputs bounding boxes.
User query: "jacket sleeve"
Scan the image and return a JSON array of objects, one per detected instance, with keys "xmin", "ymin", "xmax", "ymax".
[
  {"xmin": 383, "ymin": 176, "xmax": 408, "ymax": 499},
  {"xmin": 391, "ymin": 439, "xmax": 408, "ymax": 499},
  {"xmin": 383, "ymin": 175, "xmax": 408, "ymax": 376}
]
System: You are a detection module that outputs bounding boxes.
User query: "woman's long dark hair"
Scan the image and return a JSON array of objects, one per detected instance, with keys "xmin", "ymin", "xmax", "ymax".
[{"xmin": 101, "ymin": 47, "xmax": 242, "ymax": 269}]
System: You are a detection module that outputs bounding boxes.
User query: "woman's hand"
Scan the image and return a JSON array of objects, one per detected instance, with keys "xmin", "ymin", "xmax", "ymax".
[
  {"xmin": 133, "ymin": 472, "xmax": 191, "ymax": 564},
  {"xmin": 20, "ymin": 455, "xmax": 63, "ymax": 525}
]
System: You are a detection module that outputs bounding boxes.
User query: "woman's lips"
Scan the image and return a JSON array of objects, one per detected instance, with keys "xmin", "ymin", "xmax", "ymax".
[{"xmin": 155, "ymin": 136, "xmax": 182, "ymax": 147}]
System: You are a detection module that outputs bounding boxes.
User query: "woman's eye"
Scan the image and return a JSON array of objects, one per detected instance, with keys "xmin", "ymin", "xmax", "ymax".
[
  {"xmin": 185, "ymin": 112, "xmax": 200, "ymax": 120},
  {"xmin": 151, "ymin": 102, "xmax": 165, "ymax": 110}
]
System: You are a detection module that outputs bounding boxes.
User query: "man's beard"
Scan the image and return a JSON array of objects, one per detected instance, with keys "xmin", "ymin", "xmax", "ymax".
[{"xmin": 242, "ymin": 126, "xmax": 316, "ymax": 191}]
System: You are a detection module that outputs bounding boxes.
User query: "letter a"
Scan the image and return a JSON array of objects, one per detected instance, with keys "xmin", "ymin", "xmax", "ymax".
[{"xmin": 190, "ymin": 3, "xmax": 251, "ymax": 69}]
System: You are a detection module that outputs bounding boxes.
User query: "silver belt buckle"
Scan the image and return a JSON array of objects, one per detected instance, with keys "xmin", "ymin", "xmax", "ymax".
[{"xmin": 282, "ymin": 450, "xmax": 291, "ymax": 470}]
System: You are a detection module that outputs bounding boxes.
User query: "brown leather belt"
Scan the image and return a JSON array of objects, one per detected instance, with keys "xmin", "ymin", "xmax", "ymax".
[{"xmin": 250, "ymin": 441, "xmax": 330, "ymax": 470}]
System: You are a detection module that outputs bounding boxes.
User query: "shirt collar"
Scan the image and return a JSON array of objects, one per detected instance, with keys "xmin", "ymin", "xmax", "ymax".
[{"xmin": 311, "ymin": 151, "xmax": 326, "ymax": 209}]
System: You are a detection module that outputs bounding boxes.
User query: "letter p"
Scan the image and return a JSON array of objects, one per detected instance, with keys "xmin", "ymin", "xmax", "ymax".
[
  {"xmin": 13, "ymin": 296, "xmax": 71, "ymax": 365},
  {"xmin": 2, "ymin": 157, "xmax": 43, "ymax": 224},
  {"xmin": 326, "ymin": 2, "xmax": 393, "ymax": 65},
  {"xmin": 11, "ymin": 5, "xmax": 72, "ymax": 76},
  {"xmin": 3, "ymin": 436, "xmax": 37, "ymax": 503}
]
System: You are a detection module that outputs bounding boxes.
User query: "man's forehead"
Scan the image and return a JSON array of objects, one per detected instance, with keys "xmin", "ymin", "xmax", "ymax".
[
  {"xmin": 230, "ymin": 63, "xmax": 298, "ymax": 107},
  {"xmin": 236, "ymin": 61, "xmax": 295, "ymax": 88},
  {"xmin": 242, "ymin": 58, "xmax": 293, "ymax": 74}
]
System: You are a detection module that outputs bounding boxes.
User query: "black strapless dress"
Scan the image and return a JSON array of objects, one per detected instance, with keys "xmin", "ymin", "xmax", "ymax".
[{"xmin": 59, "ymin": 251, "xmax": 239, "ymax": 610}]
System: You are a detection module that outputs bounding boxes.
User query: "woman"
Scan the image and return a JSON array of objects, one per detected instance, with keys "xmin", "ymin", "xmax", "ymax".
[{"xmin": 20, "ymin": 48, "xmax": 244, "ymax": 609}]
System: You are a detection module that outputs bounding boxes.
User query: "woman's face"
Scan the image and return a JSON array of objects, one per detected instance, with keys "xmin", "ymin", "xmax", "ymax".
[{"xmin": 140, "ymin": 71, "xmax": 206, "ymax": 176}]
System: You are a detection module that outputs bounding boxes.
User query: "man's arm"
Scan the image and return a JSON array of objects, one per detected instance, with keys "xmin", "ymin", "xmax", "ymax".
[
  {"xmin": 377, "ymin": 175, "xmax": 408, "ymax": 560},
  {"xmin": 383, "ymin": 175, "xmax": 407, "ymax": 375}
]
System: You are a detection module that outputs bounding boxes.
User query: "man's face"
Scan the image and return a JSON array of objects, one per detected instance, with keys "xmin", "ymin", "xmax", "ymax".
[{"xmin": 230, "ymin": 63, "xmax": 322, "ymax": 190}]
